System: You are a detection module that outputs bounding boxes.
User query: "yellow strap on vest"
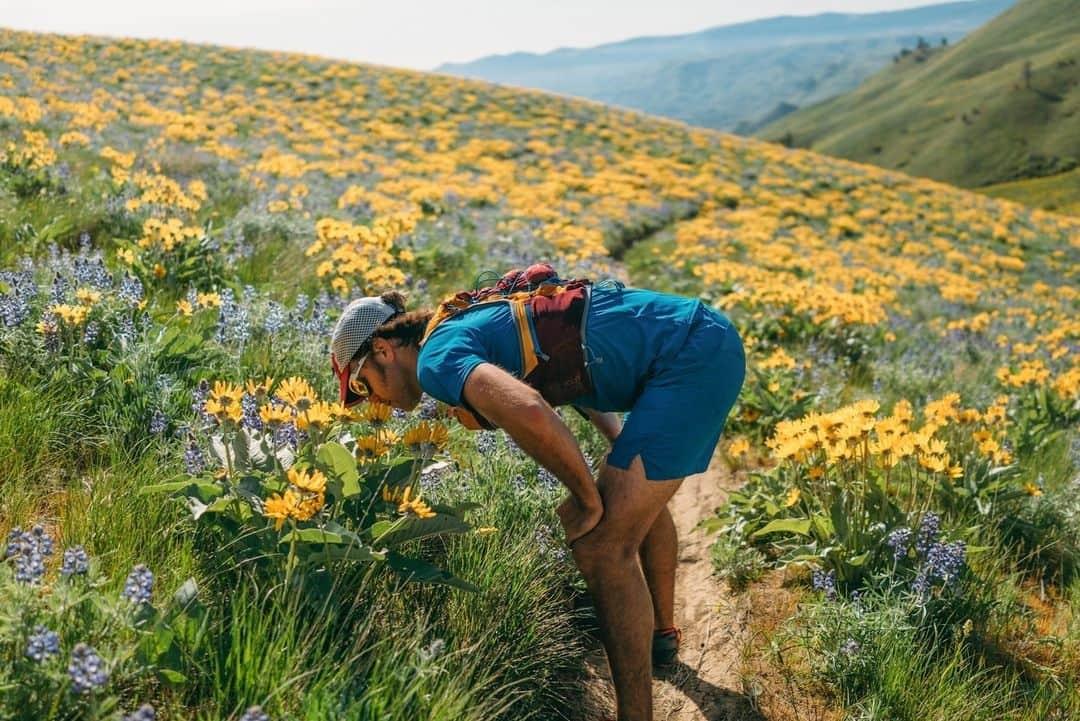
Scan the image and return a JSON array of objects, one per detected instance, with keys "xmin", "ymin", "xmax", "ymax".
[
  {"xmin": 421, "ymin": 295, "xmax": 541, "ymax": 377},
  {"xmin": 510, "ymin": 298, "xmax": 540, "ymax": 377}
]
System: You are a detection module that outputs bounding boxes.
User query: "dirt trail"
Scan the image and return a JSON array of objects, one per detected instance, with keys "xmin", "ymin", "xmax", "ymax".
[{"xmin": 579, "ymin": 456, "xmax": 765, "ymax": 721}]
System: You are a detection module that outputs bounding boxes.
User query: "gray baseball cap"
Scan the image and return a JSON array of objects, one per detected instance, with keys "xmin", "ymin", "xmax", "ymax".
[{"xmin": 331, "ymin": 296, "xmax": 402, "ymax": 405}]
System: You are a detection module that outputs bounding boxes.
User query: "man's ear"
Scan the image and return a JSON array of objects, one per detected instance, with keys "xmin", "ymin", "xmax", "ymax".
[{"xmin": 370, "ymin": 336, "xmax": 394, "ymax": 361}]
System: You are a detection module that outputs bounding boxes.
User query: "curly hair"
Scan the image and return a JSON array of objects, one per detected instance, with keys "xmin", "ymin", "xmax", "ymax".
[{"xmin": 350, "ymin": 291, "xmax": 433, "ymax": 362}]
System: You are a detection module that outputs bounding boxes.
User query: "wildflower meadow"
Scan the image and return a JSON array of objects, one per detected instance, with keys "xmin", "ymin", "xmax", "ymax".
[{"xmin": 1, "ymin": 26, "xmax": 1078, "ymax": 721}]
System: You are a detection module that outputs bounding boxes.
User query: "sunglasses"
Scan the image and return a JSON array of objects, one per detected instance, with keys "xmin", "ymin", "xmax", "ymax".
[{"xmin": 348, "ymin": 353, "xmax": 371, "ymax": 400}]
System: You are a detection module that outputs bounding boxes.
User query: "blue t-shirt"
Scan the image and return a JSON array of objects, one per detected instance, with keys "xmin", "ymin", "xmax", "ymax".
[{"xmin": 416, "ymin": 286, "xmax": 703, "ymax": 412}]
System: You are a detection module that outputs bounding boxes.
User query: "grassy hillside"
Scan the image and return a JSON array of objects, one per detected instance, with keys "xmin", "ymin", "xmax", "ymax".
[
  {"xmin": 436, "ymin": 0, "xmax": 1012, "ymax": 132},
  {"xmin": 1, "ymin": 25, "xmax": 1078, "ymax": 721},
  {"xmin": 982, "ymin": 167, "xmax": 1080, "ymax": 214},
  {"xmin": 761, "ymin": 0, "xmax": 1080, "ymax": 200}
]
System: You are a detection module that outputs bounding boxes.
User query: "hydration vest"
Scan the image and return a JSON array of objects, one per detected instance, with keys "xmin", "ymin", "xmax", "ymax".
[{"xmin": 421, "ymin": 264, "xmax": 595, "ymax": 427}]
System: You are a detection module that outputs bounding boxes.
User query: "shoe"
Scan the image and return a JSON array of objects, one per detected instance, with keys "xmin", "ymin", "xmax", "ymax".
[{"xmin": 652, "ymin": 626, "xmax": 681, "ymax": 667}]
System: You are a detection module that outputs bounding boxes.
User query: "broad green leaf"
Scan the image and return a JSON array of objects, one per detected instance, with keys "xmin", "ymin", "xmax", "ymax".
[
  {"xmin": 187, "ymin": 496, "xmax": 233, "ymax": 520},
  {"xmin": 377, "ymin": 513, "xmax": 470, "ymax": 547},
  {"xmin": 388, "ymin": 553, "xmax": 479, "ymax": 592},
  {"xmin": 429, "ymin": 501, "xmax": 482, "ymax": 518},
  {"xmin": 369, "ymin": 519, "xmax": 396, "ymax": 539},
  {"xmin": 811, "ymin": 514, "xmax": 834, "ymax": 541},
  {"xmin": 322, "ymin": 543, "xmax": 387, "ymax": 563},
  {"xmin": 279, "ymin": 526, "xmax": 363, "ymax": 545},
  {"xmin": 751, "ymin": 518, "xmax": 812, "ymax": 539},
  {"xmin": 847, "ymin": 551, "xmax": 871, "ymax": 567},
  {"xmin": 381, "ymin": 459, "xmax": 416, "ymax": 487},
  {"xmin": 158, "ymin": 669, "xmax": 187, "ymax": 686},
  {"xmin": 317, "ymin": 442, "xmax": 361, "ymax": 497},
  {"xmin": 829, "ymin": 498, "xmax": 849, "ymax": 543}
]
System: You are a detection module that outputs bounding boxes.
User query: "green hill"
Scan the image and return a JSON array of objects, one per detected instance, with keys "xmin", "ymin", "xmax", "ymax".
[
  {"xmin": 760, "ymin": 0, "xmax": 1080, "ymax": 204},
  {"xmin": 436, "ymin": 0, "xmax": 1013, "ymax": 133}
]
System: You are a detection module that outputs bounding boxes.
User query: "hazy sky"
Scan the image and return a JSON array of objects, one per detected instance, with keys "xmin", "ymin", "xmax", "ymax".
[{"xmin": 2, "ymin": 0, "xmax": 960, "ymax": 70}]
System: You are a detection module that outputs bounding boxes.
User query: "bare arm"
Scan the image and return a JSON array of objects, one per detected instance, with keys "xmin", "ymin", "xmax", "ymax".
[
  {"xmin": 582, "ymin": 408, "xmax": 622, "ymax": 445},
  {"xmin": 462, "ymin": 363, "xmax": 603, "ymax": 532}
]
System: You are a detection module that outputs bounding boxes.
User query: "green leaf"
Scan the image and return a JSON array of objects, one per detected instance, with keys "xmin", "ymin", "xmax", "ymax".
[
  {"xmin": 158, "ymin": 669, "xmax": 187, "ymax": 686},
  {"xmin": 380, "ymin": 459, "xmax": 416, "ymax": 487},
  {"xmin": 388, "ymin": 553, "xmax": 479, "ymax": 592},
  {"xmin": 751, "ymin": 518, "xmax": 812, "ymax": 539},
  {"xmin": 811, "ymin": 514, "xmax": 834, "ymax": 541},
  {"xmin": 847, "ymin": 551, "xmax": 871, "ymax": 567},
  {"xmin": 187, "ymin": 496, "xmax": 234, "ymax": 520},
  {"xmin": 429, "ymin": 501, "xmax": 481, "ymax": 518},
  {"xmin": 172, "ymin": 578, "xmax": 199, "ymax": 608},
  {"xmin": 321, "ymin": 543, "xmax": 387, "ymax": 563},
  {"xmin": 279, "ymin": 526, "xmax": 362, "ymax": 545},
  {"xmin": 317, "ymin": 442, "xmax": 362, "ymax": 497},
  {"xmin": 377, "ymin": 513, "xmax": 471, "ymax": 547},
  {"xmin": 369, "ymin": 519, "xmax": 395, "ymax": 539}
]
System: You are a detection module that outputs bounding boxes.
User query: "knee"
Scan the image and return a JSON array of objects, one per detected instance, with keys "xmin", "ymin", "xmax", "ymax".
[{"xmin": 571, "ymin": 532, "xmax": 638, "ymax": 579}]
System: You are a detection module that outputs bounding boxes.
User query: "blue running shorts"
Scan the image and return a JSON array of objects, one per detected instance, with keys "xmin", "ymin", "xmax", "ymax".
[{"xmin": 605, "ymin": 304, "xmax": 745, "ymax": 481}]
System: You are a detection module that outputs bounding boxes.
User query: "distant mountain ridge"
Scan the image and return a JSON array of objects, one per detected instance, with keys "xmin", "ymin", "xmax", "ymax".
[
  {"xmin": 436, "ymin": 0, "xmax": 1015, "ymax": 132},
  {"xmin": 758, "ymin": 0, "xmax": 1080, "ymax": 195}
]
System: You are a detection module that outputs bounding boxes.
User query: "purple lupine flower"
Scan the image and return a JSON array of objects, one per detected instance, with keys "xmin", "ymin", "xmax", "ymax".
[
  {"xmin": 68, "ymin": 643, "xmax": 109, "ymax": 693},
  {"xmin": 915, "ymin": 512, "xmax": 940, "ymax": 556},
  {"xmin": 117, "ymin": 315, "xmax": 137, "ymax": 344},
  {"xmin": 839, "ymin": 638, "xmax": 861, "ymax": 656},
  {"xmin": 191, "ymin": 379, "xmax": 211, "ymax": 422},
  {"xmin": 241, "ymin": 393, "xmax": 263, "ymax": 431},
  {"xmin": 887, "ymin": 527, "xmax": 912, "ymax": 561},
  {"xmin": 925, "ymin": 541, "xmax": 966, "ymax": 586},
  {"xmin": 476, "ymin": 432, "xmax": 498, "ymax": 456},
  {"xmin": 123, "ymin": 705, "xmax": 156, "ymax": 721},
  {"xmin": 0, "ymin": 268, "xmax": 35, "ymax": 327},
  {"xmin": 50, "ymin": 274, "xmax": 68, "ymax": 305},
  {"xmin": 533, "ymin": 525, "xmax": 569, "ymax": 563},
  {"xmin": 149, "ymin": 409, "xmax": 168, "ymax": 435},
  {"xmin": 912, "ymin": 569, "xmax": 931, "ymax": 595},
  {"xmin": 536, "ymin": 467, "xmax": 559, "ymax": 491},
  {"xmin": 5, "ymin": 525, "xmax": 53, "ymax": 584},
  {"xmin": 26, "ymin": 625, "xmax": 60, "ymax": 662},
  {"xmin": 239, "ymin": 706, "xmax": 270, "ymax": 721},
  {"xmin": 184, "ymin": 438, "xmax": 207, "ymax": 475},
  {"xmin": 273, "ymin": 421, "xmax": 299, "ymax": 452},
  {"xmin": 61, "ymin": 545, "xmax": 90, "ymax": 577},
  {"xmin": 83, "ymin": 321, "xmax": 100, "ymax": 345},
  {"xmin": 121, "ymin": 564, "xmax": 154, "ymax": 604},
  {"xmin": 416, "ymin": 394, "xmax": 438, "ymax": 420},
  {"xmin": 263, "ymin": 301, "xmax": 286, "ymax": 336},
  {"xmin": 812, "ymin": 568, "xmax": 837, "ymax": 601},
  {"xmin": 117, "ymin": 273, "xmax": 144, "ymax": 304}
]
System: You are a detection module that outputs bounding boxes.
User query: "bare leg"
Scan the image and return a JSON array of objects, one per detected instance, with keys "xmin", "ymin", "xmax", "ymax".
[
  {"xmin": 572, "ymin": 456, "xmax": 683, "ymax": 721},
  {"xmin": 639, "ymin": 504, "xmax": 677, "ymax": 631}
]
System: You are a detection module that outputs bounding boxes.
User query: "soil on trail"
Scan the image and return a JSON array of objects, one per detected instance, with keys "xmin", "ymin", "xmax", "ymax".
[{"xmin": 576, "ymin": 456, "xmax": 767, "ymax": 721}]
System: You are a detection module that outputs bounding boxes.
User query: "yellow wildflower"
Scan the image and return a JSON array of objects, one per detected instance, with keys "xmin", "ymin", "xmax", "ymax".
[
  {"xmin": 276, "ymin": 376, "xmax": 318, "ymax": 410},
  {"xmin": 727, "ymin": 437, "xmax": 750, "ymax": 458},
  {"xmin": 355, "ymin": 434, "xmax": 389, "ymax": 462},
  {"xmin": 296, "ymin": 400, "xmax": 336, "ymax": 431},
  {"xmin": 403, "ymin": 421, "xmax": 449, "ymax": 458},
  {"xmin": 783, "ymin": 487, "xmax": 801, "ymax": 507},
  {"xmin": 287, "ymin": 467, "xmax": 327, "ymax": 494},
  {"xmin": 264, "ymin": 493, "xmax": 291, "ymax": 531}
]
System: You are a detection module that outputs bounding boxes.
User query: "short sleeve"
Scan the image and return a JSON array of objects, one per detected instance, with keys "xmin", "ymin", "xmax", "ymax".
[{"xmin": 416, "ymin": 322, "xmax": 489, "ymax": 407}]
